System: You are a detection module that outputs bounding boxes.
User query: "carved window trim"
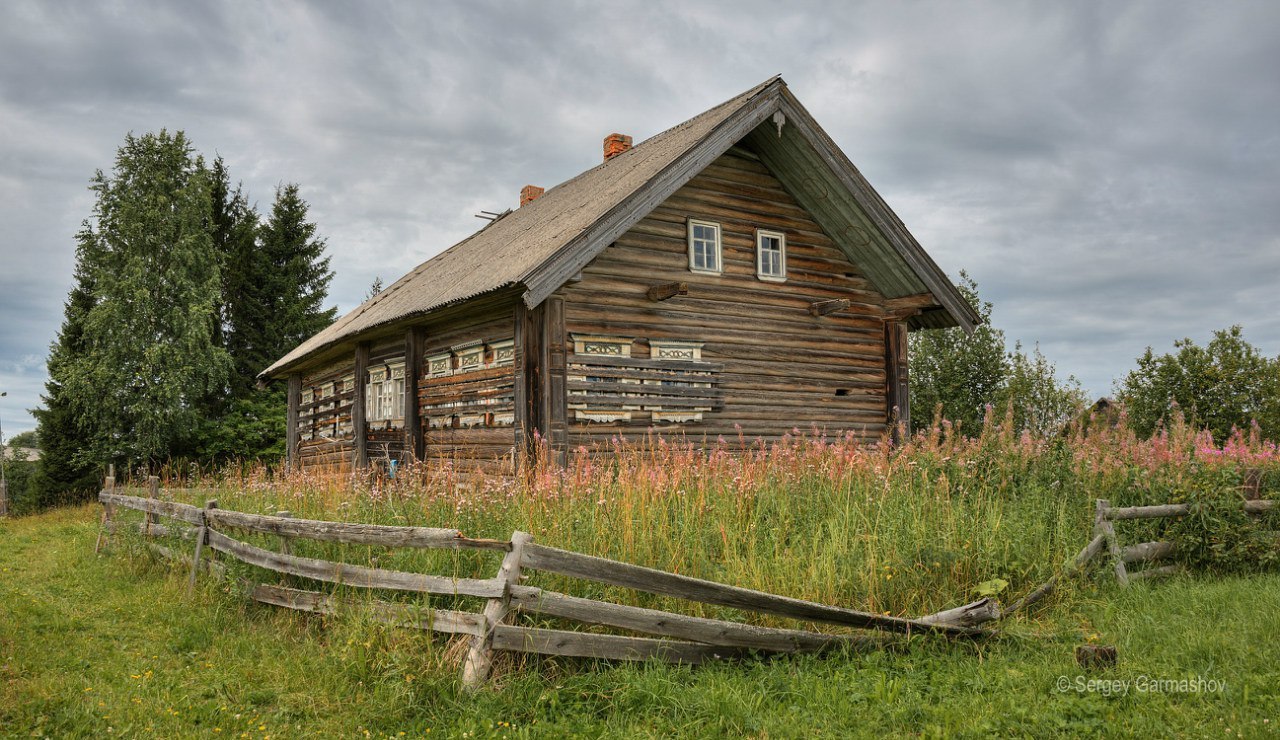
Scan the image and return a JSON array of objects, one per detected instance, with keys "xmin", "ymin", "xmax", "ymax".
[
  {"xmin": 367, "ymin": 361, "xmax": 406, "ymax": 423},
  {"xmin": 649, "ymin": 340, "xmax": 704, "ymax": 362},
  {"xmin": 756, "ymin": 228, "xmax": 787, "ymax": 282},
  {"xmin": 426, "ymin": 352, "xmax": 452, "ymax": 378},
  {"xmin": 571, "ymin": 333, "xmax": 632, "ymax": 357},
  {"xmin": 453, "ymin": 340, "xmax": 485, "ymax": 372},
  {"xmin": 489, "ymin": 339, "xmax": 515, "ymax": 367},
  {"xmin": 687, "ymin": 218, "xmax": 722, "ymax": 275}
]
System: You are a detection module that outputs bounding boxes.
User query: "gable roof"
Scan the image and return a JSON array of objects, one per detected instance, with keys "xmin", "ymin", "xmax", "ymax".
[{"xmin": 263, "ymin": 76, "xmax": 978, "ymax": 379}]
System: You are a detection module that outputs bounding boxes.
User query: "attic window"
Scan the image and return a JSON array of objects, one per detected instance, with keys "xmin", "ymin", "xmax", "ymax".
[
  {"xmin": 687, "ymin": 219, "xmax": 722, "ymax": 275},
  {"xmin": 756, "ymin": 229, "xmax": 786, "ymax": 281}
]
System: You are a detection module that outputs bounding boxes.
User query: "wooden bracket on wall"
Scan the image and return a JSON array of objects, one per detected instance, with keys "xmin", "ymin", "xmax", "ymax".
[
  {"xmin": 884, "ymin": 292, "xmax": 939, "ymax": 320},
  {"xmin": 647, "ymin": 281, "xmax": 688, "ymax": 302},
  {"xmin": 808, "ymin": 298, "xmax": 850, "ymax": 317}
]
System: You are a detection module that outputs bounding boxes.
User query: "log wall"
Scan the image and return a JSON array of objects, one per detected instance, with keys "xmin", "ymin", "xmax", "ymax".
[{"xmin": 554, "ymin": 147, "xmax": 891, "ymax": 449}]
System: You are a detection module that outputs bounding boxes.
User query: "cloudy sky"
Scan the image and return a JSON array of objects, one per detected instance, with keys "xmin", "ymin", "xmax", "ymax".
[{"xmin": 2, "ymin": 1, "xmax": 1278, "ymax": 438}]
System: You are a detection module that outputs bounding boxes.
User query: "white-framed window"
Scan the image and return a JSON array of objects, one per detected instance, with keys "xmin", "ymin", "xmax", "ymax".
[
  {"xmin": 756, "ymin": 229, "xmax": 786, "ymax": 281},
  {"xmin": 366, "ymin": 362, "xmax": 406, "ymax": 422},
  {"xmin": 687, "ymin": 219, "xmax": 722, "ymax": 275}
]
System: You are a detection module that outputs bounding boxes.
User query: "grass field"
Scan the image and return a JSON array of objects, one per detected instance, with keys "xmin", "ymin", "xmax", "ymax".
[
  {"xmin": 1, "ymin": 505, "xmax": 1278, "ymax": 737},
  {"xmin": 3, "ymin": 419, "xmax": 1279, "ymax": 737}
]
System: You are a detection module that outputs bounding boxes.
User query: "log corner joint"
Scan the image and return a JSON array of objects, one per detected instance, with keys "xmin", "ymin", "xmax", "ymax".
[
  {"xmin": 808, "ymin": 298, "xmax": 850, "ymax": 317},
  {"xmin": 646, "ymin": 281, "xmax": 688, "ymax": 302}
]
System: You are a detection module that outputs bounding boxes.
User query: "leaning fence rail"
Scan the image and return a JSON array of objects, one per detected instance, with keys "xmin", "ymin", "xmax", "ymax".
[{"xmin": 95, "ymin": 476, "xmax": 998, "ymax": 689}]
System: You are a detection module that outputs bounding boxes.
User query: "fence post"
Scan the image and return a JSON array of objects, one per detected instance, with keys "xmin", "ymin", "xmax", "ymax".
[
  {"xmin": 145, "ymin": 476, "xmax": 160, "ymax": 535},
  {"xmin": 94, "ymin": 472, "xmax": 117, "ymax": 555},
  {"xmin": 461, "ymin": 531, "xmax": 533, "ymax": 690},
  {"xmin": 0, "ymin": 478, "xmax": 8, "ymax": 518},
  {"xmin": 1096, "ymin": 499, "xmax": 1129, "ymax": 587},
  {"xmin": 189, "ymin": 500, "xmax": 218, "ymax": 594}
]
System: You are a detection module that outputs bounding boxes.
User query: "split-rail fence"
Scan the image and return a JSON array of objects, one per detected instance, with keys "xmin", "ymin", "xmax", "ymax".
[{"xmin": 95, "ymin": 476, "xmax": 998, "ymax": 689}]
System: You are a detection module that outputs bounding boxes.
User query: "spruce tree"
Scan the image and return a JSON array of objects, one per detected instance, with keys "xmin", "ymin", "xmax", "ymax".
[
  {"xmin": 210, "ymin": 156, "xmax": 261, "ymax": 399},
  {"xmin": 67, "ymin": 130, "xmax": 230, "ymax": 468},
  {"xmin": 31, "ymin": 256, "xmax": 102, "ymax": 506}
]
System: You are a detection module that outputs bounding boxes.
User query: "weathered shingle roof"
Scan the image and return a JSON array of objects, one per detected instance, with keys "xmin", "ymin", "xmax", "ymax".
[{"xmin": 263, "ymin": 76, "xmax": 978, "ymax": 378}]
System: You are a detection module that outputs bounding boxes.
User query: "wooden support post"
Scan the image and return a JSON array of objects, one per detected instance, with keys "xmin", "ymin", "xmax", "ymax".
[
  {"xmin": 884, "ymin": 320, "xmax": 910, "ymax": 443},
  {"xmin": 404, "ymin": 327, "xmax": 425, "ymax": 462},
  {"xmin": 646, "ymin": 281, "xmax": 688, "ymax": 302},
  {"xmin": 462, "ymin": 531, "xmax": 533, "ymax": 690},
  {"xmin": 1096, "ymin": 499, "xmax": 1129, "ymax": 587},
  {"xmin": 544, "ymin": 296, "xmax": 567, "ymax": 466},
  {"xmin": 514, "ymin": 302, "xmax": 545, "ymax": 468},
  {"xmin": 94, "ymin": 472, "xmax": 116, "ymax": 555},
  {"xmin": 275, "ymin": 511, "xmax": 294, "ymax": 557},
  {"xmin": 0, "ymin": 479, "xmax": 8, "ymax": 518},
  {"xmin": 286, "ymin": 373, "xmax": 302, "ymax": 470},
  {"xmin": 353, "ymin": 342, "xmax": 370, "ymax": 469},
  {"xmin": 145, "ymin": 476, "xmax": 160, "ymax": 535},
  {"xmin": 809, "ymin": 298, "xmax": 850, "ymax": 317},
  {"xmin": 189, "ymin": 500, "xmax": 217, "ymax": 594}
]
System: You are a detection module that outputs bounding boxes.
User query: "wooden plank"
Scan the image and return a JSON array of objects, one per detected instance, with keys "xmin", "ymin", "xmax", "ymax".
[
  {"xmin": 353, "ymin": 342, "xmax": 370, "ymax": 469},
  {"xmin": 190, "ymin": 500, "xmax": 216, "ymax": 593},
  {"xmin": 545, "ymin": 295, "xmax": 568, "ymax": 462},
  {"xmin": 519, "ymin": 544, "xmax": 989, "ymax": 636},
  {"xmin": 248, "ymin": 583, "xmax": 485, "ymax": 637},
  {"xmin": 462, "ymin": 531, "xmax": 532, "ymax": 689},
  {"xmin": 508, "ymin": 586, "xmax": 884, "ymax": 653},
  {"xmin": 1127, "ymin": 564, "xmax": 1185, "ymax": 582},
  {"xmin": 1096, "ymin": 500, "xmax": 1130, "ymax": 586},
  {"xmin": 204, "ymin": 509, "xmax": 509, "ymax": 550},
  {"xmin": 1106, "ymin": 500, "xmax": 1274, "ymax": 520},
  {"xmin": 566, "ymin": 381, "xmax": 724, "ymax": 399},
  {"xmin": 567, "ymin": 355, "xmax": 725, "ymax": 373},
  {"xmin": 492, "ymin": 625, "xmax": 752, "ymax": 665},
  {"xmin": 204, "ymin": 529, "xmax": 505, "ymax": 598},
  {"xmin": 98, "ymin": 491, "xmax": 204, "ymax": 525},
  {"xmin": 286, "ymin": 373, "xmax": 302, "ymax": 468}
]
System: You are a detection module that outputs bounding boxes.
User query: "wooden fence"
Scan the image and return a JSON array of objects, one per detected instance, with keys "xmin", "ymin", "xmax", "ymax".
[
  {"xmin": 95, "ymin": 476, "xmax": 998, "ymax": 689},
  {"xmin": 1005, "ymin": 496, "xmax": 1276, "ymax": 615}
]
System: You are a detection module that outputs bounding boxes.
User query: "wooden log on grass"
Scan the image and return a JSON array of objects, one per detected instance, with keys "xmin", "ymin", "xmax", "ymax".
[
  {"xmin": 1097, "ymin": 499, "xmax": 1130, "ymax": 586},
  {"xmin": 1127, "ymin": 564, "xmax": 1185, "ymax": 582},
  {"xmin": 203, "ymin": 528, "xmax": 504, "ymax": 598},
  {"xmin": 508, "ymin": 585, "xmax": 888, "ymax": 653},
  {"xmin": 518, "ymin": 544, "xmax": 993, "ymax": 636},
  {"xmin": 99, "ymin": 492, "xmax": 203, "ymax": 525},
  {"xmin": 492, "ymin": 625, "xmax": 755, "ymax": 665}
]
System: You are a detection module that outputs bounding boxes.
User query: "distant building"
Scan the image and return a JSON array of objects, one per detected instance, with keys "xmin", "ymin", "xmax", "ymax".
[{"xmin": 1, "ymin": 447, "xmax": 40, "ymax": 463}]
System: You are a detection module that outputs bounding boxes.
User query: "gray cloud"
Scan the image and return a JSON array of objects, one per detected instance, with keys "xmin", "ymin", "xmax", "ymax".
[{"xmin": 2, "ymin": 0, "xmax": 1278, "ymax": 436}]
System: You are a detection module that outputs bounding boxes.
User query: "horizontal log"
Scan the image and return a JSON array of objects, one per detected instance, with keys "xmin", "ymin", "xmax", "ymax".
[
  {"xmin": 1003, "ymin": 534, "xmax": 1106, "ymax": 616},
  {"xmin": 1127, "ymin": 564, "xmax": 1185, "ymax": 582},
  {"xmin": 491, "ymin": 625, "xmax": 752, "ymax": 665},
  {"xmin": 1121, "ymin": 541, "xmax": 1176, "ymax": 564},
  {"xmin": 568, "ymin": 394, "xmax": 724, "ymax": 409},
  {"xmin": 248, "ymin": 583, "xmax": 485, "ymax": 637},
  {"xmin": 913, "ymin": 598, "xmax": 1000, "ymax": 628},
  {"xmin": 568, "ymin": 354, "xmax": 725, "ymax": 373},
  {"xmin": 508, "ymin": 586, "xmax": 885, "ymax": 653},
  {"xmin": 204, "ymin": 509, "xmax": 510, "ymax": 551},
  {"xmin": 566, "ymin": 380, "xmax": 724, "ymax": 399},
  {"xmin": 518, "ymin": 544, "xmax": 989, "ymax": 637},
  {"xmin": 105, "ymin": 520, "xmax": 198, "ymax": 541},
  {"xmin": 204, "ymin": 529, "xmax": 505, "ymax": 598},
  {"xmin": 1106, "ymin": 500, "xmax": 1274, "ymax": 520},
  {"xmin": 143, "ymin": 541, "xmax": 228, "ymax": 579},
  {"xmin": 99, "ymin": 492, "xmax": 204, "ymax": 525}
]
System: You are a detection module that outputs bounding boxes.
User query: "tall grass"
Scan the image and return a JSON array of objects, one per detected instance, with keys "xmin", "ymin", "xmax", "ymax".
[{"xmin": 127, "ymin": 409, "xmax": 1280, "ymax": 621}]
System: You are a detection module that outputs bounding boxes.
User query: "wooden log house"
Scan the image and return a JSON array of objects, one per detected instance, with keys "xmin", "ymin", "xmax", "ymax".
[{"xmin": 260, "ymin": 76, "xmax": 980, "ymax": 472}]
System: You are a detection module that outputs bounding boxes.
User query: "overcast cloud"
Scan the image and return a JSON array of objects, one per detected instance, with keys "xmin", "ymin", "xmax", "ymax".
[{"xmin": 2, "ymin": 0, "xmax": 1278, "ymax": 437}]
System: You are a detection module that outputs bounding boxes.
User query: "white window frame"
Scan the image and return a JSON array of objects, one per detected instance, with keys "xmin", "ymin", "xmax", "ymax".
[
  {"xmin": 687, "ymin": 219, "xmax": 722, "ymax": 275},
  {"xmin": 366, "ymin": 362, "xmax": 406, "ymax": 423},
  {"xmin": 755, "ymin": 229, "xmax": 787, "ymax": 282}
]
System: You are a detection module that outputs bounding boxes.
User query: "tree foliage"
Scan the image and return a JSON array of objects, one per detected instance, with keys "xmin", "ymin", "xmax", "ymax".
[
  {"xmin": 1116, "ymin": 326, "xmax": 1280, "ymax": 442},
  {"xmin": 909, "ymin": 273, "xmax": 1086, "ymax": 436}
]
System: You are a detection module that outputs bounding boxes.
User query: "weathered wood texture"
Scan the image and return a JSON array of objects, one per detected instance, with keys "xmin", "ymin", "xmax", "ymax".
[
  {"xmin": 462, "ymin": 531, "xmax": 532, "ymax": 689},
  {"xmin": 553, "ymin": 149, "xmax": 894, "ymax": 449},
  {"xmin": 491, "ymin": 625, "xmax": 754, "ymax": 665},
  {"xmin": 353, "ymin": 342, "xmax": 370, "ymax": 468},
  {"xmin": 1004, "ymin": 533, "xmax": 1106, "ymax": 616},
  {"xmin": 204, "ymin": 509, "xmax": 510, "ymax": 550},
  {"xmin": 286, "ymin": 373, "xmax": 302, "ymax": 468},
  {"xmin": 885, "ymin": 320, "xmax": 909, "ymax": 442},
  {"xmin": 205, "ymin": 529, "xmax": 504, "ymax": 598},
  {"xmin": 250, "ymin": 583, "xmax": 485, "ymax": 636},
  {"xmin": 519, "ymin": 543, "xmax": 990, "ymax": 636},
  {"xmin": 1105, "ymin": 500, "xmax": 1274, "ymax": 520}
]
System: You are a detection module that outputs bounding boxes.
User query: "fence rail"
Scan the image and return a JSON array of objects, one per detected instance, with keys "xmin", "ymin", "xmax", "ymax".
[{"xmin": 95, "ymin": 475, "xmax": 997, "ymax": 689}]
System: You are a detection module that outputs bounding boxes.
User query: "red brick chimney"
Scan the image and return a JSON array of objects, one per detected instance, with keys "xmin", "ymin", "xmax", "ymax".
[
  {"xmin": 604, "ymin": 133, "xmax": 632, "ymax": 161},
  {"xmin": 520, "ymin": 184, "xmax": 544, "ymax": 207}
]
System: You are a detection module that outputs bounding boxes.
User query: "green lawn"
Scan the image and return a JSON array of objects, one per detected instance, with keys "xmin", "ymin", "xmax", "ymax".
[{"xmin": 2, "ymin": 505, "xmax": 1278, "ymax": 738}]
